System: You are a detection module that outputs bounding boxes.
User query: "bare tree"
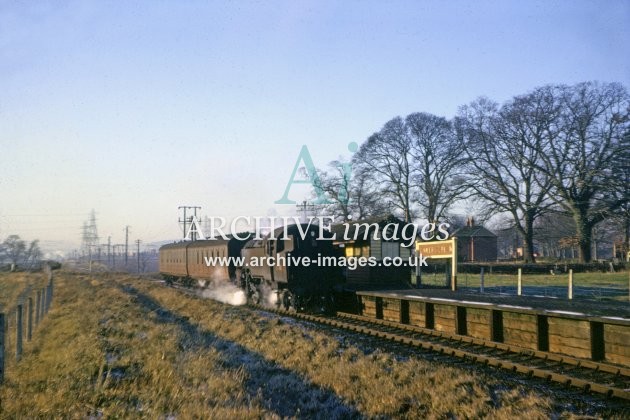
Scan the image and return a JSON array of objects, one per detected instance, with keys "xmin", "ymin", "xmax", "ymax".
[
  {"xmin": 351, "ymin": 166, "xmax": 390, "ymax": 220},
  {"xmin": 353, "ymin": 117, "xmax": 416, "ymax": 221},
  {"xmin": 608, "ymin": 130, "xmax": 630, "ymax": 259},
  {"xmin": 456, "ymin": 91, "xmax": 556, "ymax": 263},
  {"xmin": 535, "ymin": 82, "xmax": 630, "ymax": 262},
  {"xmin": 406, "ymin": 112, "xmax": 469, "ymax": 223},
  {"xmin": 140, "ymin": 250, "xmax": 154, "ymax": 273},
  {"xmin": 312, "ymin": 159, "xmax": 353, "ymax": 220},
  {"xmin": 313, "ymin": 159, "xmax": 388, "ymax": 221},
  {"xmin": 24, "ymin": 239, "xmax": 42, "ymax": 270},
  {"xmin": 3, "ymin": 235, "xmax": 26, "ymax": 270}
]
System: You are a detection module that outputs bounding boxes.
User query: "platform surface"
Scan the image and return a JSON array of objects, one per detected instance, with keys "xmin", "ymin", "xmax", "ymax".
[{"xmin": 354, "ymin": 286, "xmax": 630, "ymax": 320}]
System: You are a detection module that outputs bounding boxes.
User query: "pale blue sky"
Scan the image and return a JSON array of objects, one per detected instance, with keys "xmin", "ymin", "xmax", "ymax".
[{"xmin": 0, "ymin": 1, "xmax": 628, "ymax": 254}]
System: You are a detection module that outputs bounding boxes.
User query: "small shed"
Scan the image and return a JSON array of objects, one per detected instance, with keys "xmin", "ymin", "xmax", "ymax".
[
  {"xmin": 331, "ymin": 215, "xmax": 413, "ymax": 288},
  {"xmin": 453, "ymin": 217, "xmax": 497, "ymax": 262}
]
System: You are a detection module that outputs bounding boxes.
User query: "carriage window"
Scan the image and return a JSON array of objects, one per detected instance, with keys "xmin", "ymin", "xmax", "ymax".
[
  {"xmin": 344, "ymin": 245, "xmax": 353, "ymax": 258},
  {"xmin": 344, "ymin": 244, "xmax": 361, "ymax": 257}
]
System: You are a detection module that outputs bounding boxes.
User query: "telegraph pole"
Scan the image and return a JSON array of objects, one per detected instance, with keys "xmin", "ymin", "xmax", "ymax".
[
  {"xmin": 113, "ymin": 244, "xmax": 125, "ymax": 270},
  {"xmin": 296, "ymin": 200, "xmax": 316, "ymax": 222},
  {"xmin": 178, "ymin": 206, "xmax": 201, "ymax": 240},
  {"xmin": 124, "ymin": 226, "xmax": 130, "ymax": 265},
  {"xmin": 112, "ymin": 244, "xmax": 116, "ymax": 269},
  {"xmin": 136, "ymin": 239, "xmax": 142, "ymax": 273}
]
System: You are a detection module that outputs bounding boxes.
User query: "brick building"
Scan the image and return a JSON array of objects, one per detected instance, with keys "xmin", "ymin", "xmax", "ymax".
[{"xmin": 453, "ymin": 217, "xmax": 497, "ymax": 262}]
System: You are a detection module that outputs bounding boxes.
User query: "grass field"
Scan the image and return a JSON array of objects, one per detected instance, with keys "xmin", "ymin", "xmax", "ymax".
[
  {"xmin": 0, "ymin": 271, "xmax": 628, "ymax": 417},
  {"xmin": 422, "ymin": 269, "xmax": 630, "ymax": 301},
  {"xmin": 0, "ymin": 271, "xmax": 47, "ymax": 310}
]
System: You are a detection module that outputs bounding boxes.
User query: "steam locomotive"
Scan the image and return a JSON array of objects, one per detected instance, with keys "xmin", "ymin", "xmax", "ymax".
[{"xmin": 159, "ymin": 224, "xmax": 342, "ymax": 311}]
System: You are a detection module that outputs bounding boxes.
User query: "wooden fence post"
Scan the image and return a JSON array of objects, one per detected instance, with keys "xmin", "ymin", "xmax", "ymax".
[
  {"xmin": 35, "ymin": 290, "xmax": 41, "ymax": 326},
  {"xmin": 517, "ymin": 268, "xmax": 522, "ymax": 296},
  {"xmin": 480, "ymin": 267, "xmax": 485, "ymax": 293},
  {"xmin": 45, "ymin": 284, "xmax": 50, "ymax": 313},
  {"xmin": 16, "ymin": 304, "xmax": 23, "ymax": 361},
  {"xmin": 45, "ymin": 263, "xmax": 52, "ymax": 282},
  {"xmin": 0, "ymin": 312, "xmax": 5, "ymax": 383},
  {"xmin": 27, "ymin": 297, "xmax": 34, "ymax": 341},
  {"xmin": 40, "ymin": 287, "xmax": 46, "ymax": 319},
  {"xmin": 568, "ymin": 269, "xmax": 573, "ymax": 300}
]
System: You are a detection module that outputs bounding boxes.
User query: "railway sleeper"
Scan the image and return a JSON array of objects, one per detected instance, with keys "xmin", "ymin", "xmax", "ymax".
[{"xmin": 246, "ymin": 305, "xmax": 630, "ymax": 400}]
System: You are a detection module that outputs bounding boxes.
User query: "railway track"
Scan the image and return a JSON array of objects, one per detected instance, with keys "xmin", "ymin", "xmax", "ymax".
[
  {"xmin": 154, "ymin": 278, "xmax": 630, "ymax": 401},
  {"xmin": 249, "ymin": 304, "xmax": 630, "ymax": 401}
]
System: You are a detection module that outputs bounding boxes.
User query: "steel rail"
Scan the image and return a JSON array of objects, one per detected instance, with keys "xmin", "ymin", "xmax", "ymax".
[{"xmin": 249, "ymin": 305, "xmax": 630, "ymax": 401}]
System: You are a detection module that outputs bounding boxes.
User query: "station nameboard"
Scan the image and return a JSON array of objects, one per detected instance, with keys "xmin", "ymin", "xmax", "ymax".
[
  {"xmin": 415, "ymin": 237, "xmax": 458, "ymax": 291},
  {"xmin": 416, "ymin": 239, "xmax": 455, "ymax": 259}
]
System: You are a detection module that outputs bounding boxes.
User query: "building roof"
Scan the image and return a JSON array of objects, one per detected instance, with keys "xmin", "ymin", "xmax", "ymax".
[{"xmin": 453, "ymin": 225, "xmax": 496, "ymax": 238}]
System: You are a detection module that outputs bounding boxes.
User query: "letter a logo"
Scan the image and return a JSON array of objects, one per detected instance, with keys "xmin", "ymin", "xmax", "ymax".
[{"xmin": 275, "ymin": 145, "xmax": 331, "ymax": 204}]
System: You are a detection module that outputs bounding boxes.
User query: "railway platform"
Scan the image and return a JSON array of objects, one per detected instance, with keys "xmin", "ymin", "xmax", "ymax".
[{"xmin": 353, "ymin": 287, "xmax": 630, "ymax": 366}]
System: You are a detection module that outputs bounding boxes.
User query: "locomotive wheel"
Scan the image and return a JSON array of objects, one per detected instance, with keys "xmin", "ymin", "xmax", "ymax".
[
  {"xmin": 247, "ymin": 279, "xmax": 261, "ymax": 304},
  {"xmin": 293, "ymin": 295, "xmax": 304, "ymax": 313},
  {"xmin": 282, "ymin": 291, "xmax": 294, "ymax": 311},
  {"xmin": 249, "ymin": 285, "xmax": 261, "ymax": 304},
  {"xmin": 321, "ymin": 294, "xmax": 336, "ymax": 314},
  {"xmin": 241, "ymin": 270, "xmax": 260, "ymax": 304},
  {"xmin": 239, "ymin": 269, "xmax": 248, "ymax": 289}
]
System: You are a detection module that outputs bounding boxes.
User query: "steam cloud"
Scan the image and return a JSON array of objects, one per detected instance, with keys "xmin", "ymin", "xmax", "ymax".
[
  {"xmin": 261, "ymin": 283, "xmax": 278, "ymax": 307},
  {"xmin": 200, "ymin": 282, "xmax": 246, "ymax": 306}
]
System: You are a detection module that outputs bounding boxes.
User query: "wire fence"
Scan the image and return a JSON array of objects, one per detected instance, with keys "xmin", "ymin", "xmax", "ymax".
[
  {"xmin": 0, "ymin": 265, "xmax": 55, "ymax": 384},
  {"xmin": 418, "ymin": 263, "xmax": 630, "ymax": 303}
]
